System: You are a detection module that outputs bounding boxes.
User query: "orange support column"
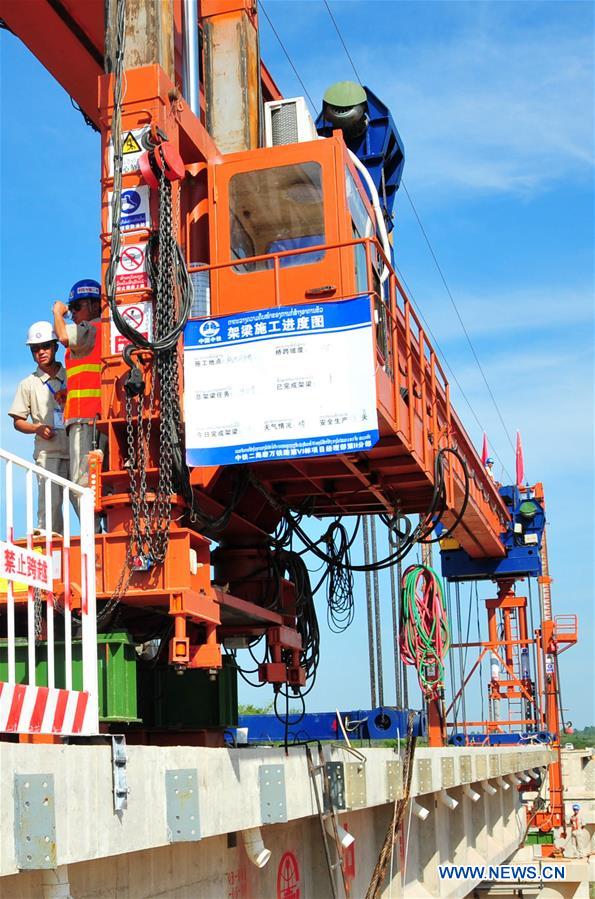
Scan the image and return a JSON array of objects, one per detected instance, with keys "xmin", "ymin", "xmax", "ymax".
[{"xmin": 427, "ymin": 700, "xmax": 446, "ymax": 748}]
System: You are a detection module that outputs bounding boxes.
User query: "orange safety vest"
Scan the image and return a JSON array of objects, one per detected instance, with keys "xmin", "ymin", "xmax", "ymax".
[{"xmin": 64, "ymin": 320, "xmax": 102, "ymax": 423}]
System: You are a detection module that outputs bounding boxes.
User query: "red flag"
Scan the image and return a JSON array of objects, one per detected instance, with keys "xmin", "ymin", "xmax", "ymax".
[
  {"xmin": 481, "ymin": 433, "xmax": 489, "ymax": 466},
  {"xmin": 516, "ymin": 431, "xmax": 524, "ymax": 486}
]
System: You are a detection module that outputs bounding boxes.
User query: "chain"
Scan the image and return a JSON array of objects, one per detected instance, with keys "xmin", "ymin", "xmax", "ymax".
[
  {"xmin": 123, "ymin": 161, "xmax": 182, "ymax": 568},
  {"xmin": 106, "ymin": 0, "xmax": 190, "ymax": 606},
  {"xmin": 34, "ymin": 588, "xmax": 43, "ymax": 640}
]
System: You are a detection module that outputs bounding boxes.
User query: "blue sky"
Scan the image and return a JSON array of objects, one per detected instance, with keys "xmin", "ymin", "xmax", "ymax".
[{"xmin": 1, "ymin": 2, "xmax": 593, "ymax": 727}]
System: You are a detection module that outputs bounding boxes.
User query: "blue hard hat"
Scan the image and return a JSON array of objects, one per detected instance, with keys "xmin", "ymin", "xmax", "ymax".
[
  {"xmin": 572, "ymin": 803, "xmax": 580, "ymax": 811},
  {"xmin": 69, "ymin": 279, "xmax": 101, "ymax": 303},
  {"xmin": 486, "ymin": 457, "xmax": 495, "ymax": 465}
]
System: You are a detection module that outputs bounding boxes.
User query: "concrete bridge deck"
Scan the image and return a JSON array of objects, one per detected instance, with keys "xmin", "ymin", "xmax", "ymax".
[{"xmin": 0, "ymin": 741, "xmax": 556, "ymax": 898}]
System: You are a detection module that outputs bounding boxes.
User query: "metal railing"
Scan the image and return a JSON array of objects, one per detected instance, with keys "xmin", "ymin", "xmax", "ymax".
[
  {"xmin": 0, "ymin": 449, "xmax": 98, "ymax": 736},
  {"xmin": 554, "ymin": 615, "xmax": 578, "ymax": 647}
]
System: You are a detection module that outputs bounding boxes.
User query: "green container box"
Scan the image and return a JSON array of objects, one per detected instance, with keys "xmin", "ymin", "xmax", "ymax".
[
  {"xmin": 138, "ymin": 655, "xmax": 238, "ymax": 730},
  {"xmin": 0, "ymin": 632, "xmax": 140, "ymax": 723},
  {"xmin": 1, "ymin": 636, "xmax": 239, "ymax": 729},
  {"xmin": 525, "ymin": 831, "xmax": 554, "ymax": 845}
]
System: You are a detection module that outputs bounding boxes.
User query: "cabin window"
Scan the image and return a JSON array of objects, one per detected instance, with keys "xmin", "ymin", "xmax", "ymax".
[
  {"xmin": 346, "ymin": 168, "xmax": 375, "ymax": 294},
  {"xmin": 346, "ymin": 168, "xmax": 371, "ymax": 239},
  {"xmin": 229, "ymin": 162, "xmax": 325, "ymax": 272}
]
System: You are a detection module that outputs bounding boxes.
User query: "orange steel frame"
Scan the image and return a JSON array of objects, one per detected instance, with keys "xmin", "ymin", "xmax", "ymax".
[
  {"xmin": 0, "ymin": 0, "xmax": 579, "ymax": 843},
  {"xmin": 95, "ymin": 59, "xmax": 509, "ymax": 693},
  {"xmin": 0, "ymin": 1, "xmax": 279, "ymax": 132},
  {"xmin": 0, "ymin": 49, "xmax": 513, "ymax": 690},
  {"xmin": 203, "ymin": 136, "xmax": 508, "ymax": 550},
  {"xmin": 441, "ymin": 522, "xmax": 577, "ymax": 829}
]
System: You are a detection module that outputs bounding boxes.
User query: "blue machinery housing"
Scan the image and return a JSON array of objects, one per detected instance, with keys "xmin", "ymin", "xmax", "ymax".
[
  {"xmin": 234, "ymin": 707, "xmax": 426, "ymax": 744},
  {"xmin": 449, "ymin": 732, "xmax": 554, "ymax": 746},
  {"xmin": 316, "ymin": 86, "xmax": 405, "ymax": 231},
  {"xmin": 440, "ymin": 485, "xmax": 547, "ymax": 582}
]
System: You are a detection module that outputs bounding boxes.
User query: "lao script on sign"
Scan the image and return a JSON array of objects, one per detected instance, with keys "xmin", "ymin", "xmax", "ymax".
[{"xmin": 183, "ymin": 296, "xmax": 379, "ymax": 466}]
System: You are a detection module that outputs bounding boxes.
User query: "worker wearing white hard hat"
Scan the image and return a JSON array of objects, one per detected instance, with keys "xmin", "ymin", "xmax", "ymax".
[{"xmin": 8, "ymin": 322, "xmax": 69, "ymax": 533}]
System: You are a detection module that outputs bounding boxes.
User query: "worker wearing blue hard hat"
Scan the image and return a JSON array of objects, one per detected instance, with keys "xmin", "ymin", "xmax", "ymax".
[
  {"xmin": 485, "ymin": 456, "xmax": 495, "ymax": 481},
  {"xmin": 53, "ymin": 279, "xmax": 105, "ymax": 524},
  {"xmin": 567, "ymin": 802, "xmax": 587, "ymax": 857}
]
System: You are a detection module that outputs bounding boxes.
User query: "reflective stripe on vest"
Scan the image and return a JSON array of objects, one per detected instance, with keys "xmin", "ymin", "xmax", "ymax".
[
  {"xmin": 65, "ymin": 320, "xmax": 102, "ymax": 422},
  {"xmin": 67, "ymin": 363, "xmax": 102, "ymax": 378}
]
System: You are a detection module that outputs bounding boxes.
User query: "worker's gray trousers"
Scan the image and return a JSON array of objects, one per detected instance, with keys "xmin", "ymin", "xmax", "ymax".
[{"xmin": 35, "ymin": 453, "xmax": 69, "ymax": 535}]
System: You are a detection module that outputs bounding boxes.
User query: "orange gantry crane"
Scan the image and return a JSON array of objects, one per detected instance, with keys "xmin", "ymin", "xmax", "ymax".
[{"xmin": 0, "ymin": 4, "xmax": 575, "ymax": 837}]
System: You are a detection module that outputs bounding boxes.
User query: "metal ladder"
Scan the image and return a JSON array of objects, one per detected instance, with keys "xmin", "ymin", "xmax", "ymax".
[
  {"xmin": 507, "ymin": 611, "xmax": 524, "ymax": 725},
  {"xmin": 306, "ymin": 744, "xmax": 349, "ymax": 899}
]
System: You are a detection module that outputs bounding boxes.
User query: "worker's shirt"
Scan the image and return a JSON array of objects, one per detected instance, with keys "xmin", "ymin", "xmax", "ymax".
[
  {"xmin": 65, "ymin": 318, "xmax": 99, "ymax": 359},
  {"xmin": 65, "ymin": 318, "xmax": 100, "ymax": 425},
  {"xmin": 8, "ymin": 365, "xmax": 69, "ymax": 460}
]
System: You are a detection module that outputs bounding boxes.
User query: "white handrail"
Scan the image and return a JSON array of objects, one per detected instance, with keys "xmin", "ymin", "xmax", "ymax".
[{"xmin": 0, "ymin": 448, "xmax": 98, "ymax": 736}]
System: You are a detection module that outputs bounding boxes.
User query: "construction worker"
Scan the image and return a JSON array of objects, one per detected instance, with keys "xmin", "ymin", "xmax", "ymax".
[
  {"xmin": 485, "ymin": 456, "xmax": 495, "ymax": 481},
  {"xmin": 52, "ymin": 279, "xmax": 104, "ymax": 522},
  {"xmin": 8, "ymin": 322, "xmax": 69, "ymax": 533},
  {"xmin": 567, "ymin": 803, "xmax": 588, "ymax": 858}
]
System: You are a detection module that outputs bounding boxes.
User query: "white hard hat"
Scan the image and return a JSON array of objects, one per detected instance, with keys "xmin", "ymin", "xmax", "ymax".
[{"xmin": 26, "ymin": 321, "xmax": 57, "ymax": 345}]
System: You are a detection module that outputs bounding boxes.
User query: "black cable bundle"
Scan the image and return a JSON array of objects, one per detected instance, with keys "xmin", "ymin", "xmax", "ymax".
[
  {"xmin": 279, "ymin": 447, "xmax": 470, "ymax": 573},
  {"xmin": 280, "ymin": 550, "xmax": 320, "ymax": 687},
  {"xmin": 321, "ymin": 519, "xmax": 357, "ymax": 633}
]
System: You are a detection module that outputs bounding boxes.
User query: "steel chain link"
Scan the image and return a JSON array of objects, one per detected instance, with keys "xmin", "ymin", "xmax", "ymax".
[
  {"xmin": 124, "ymin": 159, "xmax": 182, "ymax": 568},
  {"xmin": 105, "ymin": 0, "xmax": 190, "ymax": 612},
  {"xmin": 34, "ymin": 588, "xmax": 43, "ymax": 640}
]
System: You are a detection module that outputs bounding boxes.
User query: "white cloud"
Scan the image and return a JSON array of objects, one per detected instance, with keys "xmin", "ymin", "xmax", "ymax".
[
  {"xmin": 272, "ymin": 4, "xmax": 594, "ymax": 200},
  {"xmin": 366, "ymin": 23, "xmax": 594, "ymax": 197},
  {"xmin": 449, "ymin": 343, "xmax": 594, "ymax": 477},
  {"xmin": 406, "ymin": 285, "xmax": 595, "ymax": 344}
]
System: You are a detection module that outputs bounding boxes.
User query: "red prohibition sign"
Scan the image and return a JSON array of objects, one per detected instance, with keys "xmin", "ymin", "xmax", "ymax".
[
  {"xmin": 122, "ymin": 306, "xmax": 144, "ymax": 328},
  {"xmin": 120, "ymin": 245, "xmax": 144, "ymax": 272}
]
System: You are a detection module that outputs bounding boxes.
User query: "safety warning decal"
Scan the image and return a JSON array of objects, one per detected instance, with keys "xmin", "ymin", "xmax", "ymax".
[
  {"xmin": 110, "ymin": 300, "xmax": 153, "ymax": 354},
  {"xmin": 108, "ymin": 185, "xmax": 151, "ymax": 231},
  {"xmin": 109, "ymin": 126, "xmax": 149, "ymax": 175},
  {"xmin": 122, "ymin": 131, "xmax": 141, "ymax": 154},
  {"xmin": 276, "ymin": 852, "xmax": 300, "ymax": 899},
  {"xmin": 116, "ymin": 243, "xmax": 150, "ymax": 293}
]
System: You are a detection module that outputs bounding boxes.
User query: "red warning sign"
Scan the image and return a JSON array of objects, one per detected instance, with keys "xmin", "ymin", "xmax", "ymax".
[
  {"xmin": 122, "ymin": 306, "xmax": 144, "ymax": 327},
  {"xmin": 116, "ymin": 243, "xmax": 149, "ymax": 292},
  {"xmin": 110, "ymin": 300, "xmax": 153, "ymax": 354},
  {"xmin": 276, "ymin": 851, "xmax": 300, "ymax": 899}
]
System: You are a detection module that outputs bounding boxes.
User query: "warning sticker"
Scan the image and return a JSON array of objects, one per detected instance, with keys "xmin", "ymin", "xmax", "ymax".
[
  {"xmin": 115, "ymin": 243, "xmax": 150, "ymax": 293},
  {"xmin": 122, "ymin": 132, "xmax": 141, "ymax": 154},
  {"xmin": 109, "ymin": 126, "xmax": 149, "ymax": 175},
  {"xmin": 108, "ymin": 185, "xmax": 151, "ymax": 231},
  {"xmin": 110, "ymin": 300, "xmax": 153, "ymax": 354}
]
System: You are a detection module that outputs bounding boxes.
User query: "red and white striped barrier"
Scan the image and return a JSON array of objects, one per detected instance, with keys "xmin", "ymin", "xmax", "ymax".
[
  {"xmin": 0, "ymin": 683, "xmax": 90, "ymax": 734},
  {"xmin": 0, "ymin": 449, "xmax": 98, "ymax": 736}
]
